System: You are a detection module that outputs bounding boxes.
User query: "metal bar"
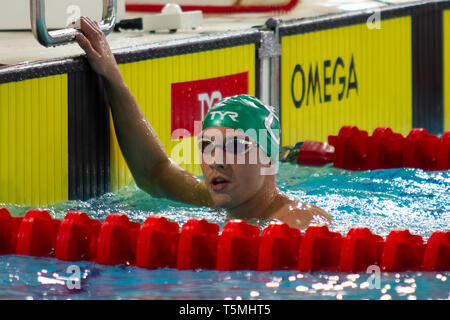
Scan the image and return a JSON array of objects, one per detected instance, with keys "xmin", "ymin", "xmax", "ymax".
[{"xmin": 30, "ymin": 0, "xmax": 117, "ymax": 47}]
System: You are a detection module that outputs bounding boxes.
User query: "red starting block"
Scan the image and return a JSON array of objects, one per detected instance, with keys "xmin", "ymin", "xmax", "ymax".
[
  {"xmin": 136, "ymin": 216, "xmax": 180, "ymax": 269},
  {"xmin": 423, "ymin": 231, "xmax": 450, "ymax": 271},
  {"xmin": 15, "ymin": 210, "xmax": 59, "ymax": 257},
  {"xmin": 216, "ymin": 220, "xmax": 260, "ymax": 271},
  {"xmin": 339, "ymin": 228, "xmax": 384, "ymax": 272},
  {"xmin": 55, "ymin": 211, "xmax": 101, "ymax": 261},
  {"xmin": 95, "ymin": 214, "xmax": 140, "ymax": 265},
  {"xmin": 258, "ymin": 222, "xmax": 302, "ymax": 271},
  {"xmin": 381, "ymin": 230, "xmax": 425, "ymax": 271},
  {"xmin": 298, "ymin": 226, "xmax": 343, "ymax": 272},
  {"xmin": 176, "ymin": 219, "xmax": 219, "ymax": 270}
]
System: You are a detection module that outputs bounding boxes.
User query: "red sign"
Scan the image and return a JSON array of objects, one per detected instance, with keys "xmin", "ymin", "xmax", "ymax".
[{"xmin": 171, "ymin": 72, "xmax": 249, "ymax": 138}]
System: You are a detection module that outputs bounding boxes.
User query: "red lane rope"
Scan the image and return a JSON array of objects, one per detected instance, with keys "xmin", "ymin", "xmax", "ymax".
[
  {"xmin": 328, "ymin": 127, "xmax": 450, "ymax": 171},
  {"xmin": 1, "ymin": 208, "xmax": 448, "ymax": 272},
  {"xmin": 295, "ymin": 127, "xmax": 450, "ymax": 171}
]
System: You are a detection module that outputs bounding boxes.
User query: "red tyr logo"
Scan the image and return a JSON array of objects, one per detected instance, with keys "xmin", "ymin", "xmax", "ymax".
[
  {"xmin": 197, "ymin": 91, "xmax": 222, "ymax": 121},
  {"xmin": 171, "ymin": 72, "xmax": 248, "ymax": 138}
]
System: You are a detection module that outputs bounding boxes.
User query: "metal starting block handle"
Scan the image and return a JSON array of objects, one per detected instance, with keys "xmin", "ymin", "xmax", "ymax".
[{"xmin": 30, "ymin": 0, "xmax": 117, "ymax": 47}]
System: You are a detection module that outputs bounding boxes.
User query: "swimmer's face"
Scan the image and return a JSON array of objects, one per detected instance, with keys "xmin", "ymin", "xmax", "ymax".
[{"xmin": 199, "ymin": 127, "xmax": 273, "ymax": 209}]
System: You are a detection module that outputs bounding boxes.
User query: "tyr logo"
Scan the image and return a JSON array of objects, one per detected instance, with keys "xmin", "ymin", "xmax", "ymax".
[
  {"xmin": 209, "ymin": 111, "xmax": 239, "ymax": 122},
  {"xmin": 198, "ymin": 91, "xmax": 222, "ymax": 120},
  {"xmin": 171, "ymin": 72, "xmax": 248, "ymax": 137}
]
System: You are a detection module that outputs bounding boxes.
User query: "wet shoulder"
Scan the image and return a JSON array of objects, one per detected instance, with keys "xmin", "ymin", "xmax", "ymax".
[{"xmin": 270, "ymin": 198, "xmax": 332, "ymax": 230}]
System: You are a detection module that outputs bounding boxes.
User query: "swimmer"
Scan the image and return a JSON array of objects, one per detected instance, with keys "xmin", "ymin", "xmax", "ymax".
[{"xmin": 75, "ymin": 17, "xmax": 332, "ymax": 229}]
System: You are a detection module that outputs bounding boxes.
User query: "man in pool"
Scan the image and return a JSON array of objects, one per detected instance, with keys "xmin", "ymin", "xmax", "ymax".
[{"xmin": 75, "ymin": 17, "xmax": 332, "ymax": 229}]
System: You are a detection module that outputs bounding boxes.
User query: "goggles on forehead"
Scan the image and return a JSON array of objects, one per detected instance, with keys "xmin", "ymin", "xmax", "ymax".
[{"xmin": 198, "ymin": 136, "xmax": 255, "ymax": 155}]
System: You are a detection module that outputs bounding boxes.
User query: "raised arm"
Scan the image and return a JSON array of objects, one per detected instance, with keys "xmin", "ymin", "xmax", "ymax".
[{"xmin": 75, "ymin": 17, "xmax": 213, "ymax": 207}]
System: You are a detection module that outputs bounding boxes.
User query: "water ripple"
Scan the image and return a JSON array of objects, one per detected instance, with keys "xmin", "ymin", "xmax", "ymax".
[{"xmin": 1, "ymin": 163, "xmax": 449, "ymax": 299}]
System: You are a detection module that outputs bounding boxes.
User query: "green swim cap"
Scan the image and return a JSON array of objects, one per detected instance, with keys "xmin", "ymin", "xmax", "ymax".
[{"xmin": 202, "ymin": 94, "xmax": 280, "ymax": 162}]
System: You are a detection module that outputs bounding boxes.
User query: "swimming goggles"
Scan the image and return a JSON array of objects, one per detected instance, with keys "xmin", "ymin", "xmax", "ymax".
[{"xmin": 198, "ymin": 137, "xmax": 255, "ymax": 155}]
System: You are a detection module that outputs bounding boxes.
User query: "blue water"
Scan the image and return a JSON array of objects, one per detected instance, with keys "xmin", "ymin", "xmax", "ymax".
[{"xmin": 1, "ymin": 163, "xmax": 449, "ymax": 300}]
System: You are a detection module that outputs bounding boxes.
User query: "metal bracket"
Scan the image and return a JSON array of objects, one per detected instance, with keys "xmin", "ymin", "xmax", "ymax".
[
  {"xmin": 259, "ymin": 31, "xmax": 281, "ymax": 58},
  {"xmin": 30, "ymin": 0, "xmax": 117, "ymax": 47},
  {"xmin": 259, "ymin": 18, "xmax": 282, "ymax": 58},
  {"xmin": 258, "ymin": 18, "xmax": 282, "ymax": 117}
]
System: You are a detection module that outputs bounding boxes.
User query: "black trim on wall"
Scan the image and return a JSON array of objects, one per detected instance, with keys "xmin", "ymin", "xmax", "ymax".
[
  {"xmin": 68, "ymin": 71, "xmax": 110, "ymax": 201},
  {"xmin": 254, "ymin": 45, "xmax": 261, "ymax": 100},
  {"xmin": 412, "ymin": 6, "xmax": 444, "ymax": 134}
]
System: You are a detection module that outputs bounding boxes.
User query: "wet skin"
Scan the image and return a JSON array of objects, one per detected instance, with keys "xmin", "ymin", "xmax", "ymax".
[{"xmin": 75, "ymin": 17, "xmax": 332, "ymax": 229}]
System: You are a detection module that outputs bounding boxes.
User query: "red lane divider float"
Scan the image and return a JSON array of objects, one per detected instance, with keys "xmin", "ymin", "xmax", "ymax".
[
  {"xmin": 217, "ymin": 220, "xmax": 259, "ymax": 271},
  {"xmin": 298, "ymin": 226, "xmax": 342, "ymax": 272},
  {"xmin": 176, "ymin": 219, "xmax": 219, "ymax": 270},
  {"xmin": 0, "ymin": 208, "xmax": 23, "ymax": 255},
  {"xmin": 258, "ymin": 222, "xmax": 301, "ymax": 271},
  {"xmin": 136, "ymin": 216, "xmax": 179, "ymax": 269},
  {"xmin": 326, "ymin": 126, "xmax": 450, "ymax": 171},
  {"xmin": 437, "ymin": 131, "xmax": 450, "ymax": 170},
  {"xmin": 366, "ymin": 127, "xmax": 404, "ymax": 170},
  {"xmin": 0, "ymin": 208, "xmax": 448, "ymax": 272},
  {"xmin": 95, "ymin": 214, "xmax": 141, "ymax": 265},
  {"xmin": 55, "ymin": 212, "xmax": 101, "ymax": 262},
  {"xmin": 381, "ymin": 230, "xmax": 425, "ymax": 272},
  {"xmin": 328, "ymin": 126, "xmax": 369, "ymax": 171},
  {"xmin": 339, "ymin": 228, "xmax": 384, "ymax": 272},
  {"xmin": 16, "ymin": 210, "xmax": 60, "ymax": 257},
  {"xmin": 424, "ymin": 231, "xmax": 450, "ymax": 271}
]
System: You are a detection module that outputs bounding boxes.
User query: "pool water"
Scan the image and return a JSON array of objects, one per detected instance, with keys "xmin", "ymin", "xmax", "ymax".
[{"xmin": 0, "ymin": 163, "xmax": 449, "ymax": 300}]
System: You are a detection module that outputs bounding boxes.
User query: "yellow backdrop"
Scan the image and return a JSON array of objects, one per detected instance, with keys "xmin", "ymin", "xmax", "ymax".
[
  {"xmin": 281, "ymin": 17, "xmax": 412, "ymax": 145},
  {"xmin": 0, "ymin": 75, "xmax": 69, "ymax": 206}
]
